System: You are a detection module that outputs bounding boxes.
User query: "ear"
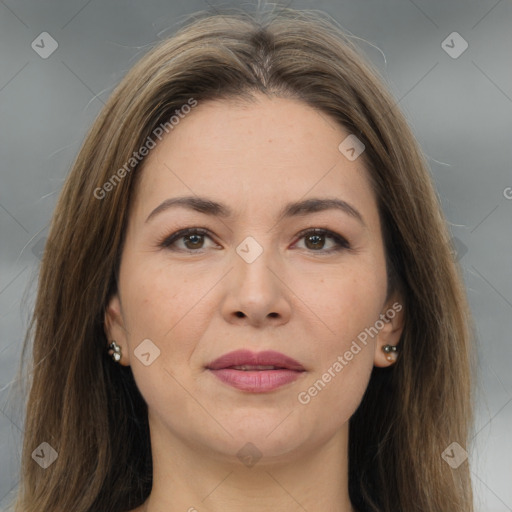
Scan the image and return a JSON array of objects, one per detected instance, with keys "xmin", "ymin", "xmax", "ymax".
[
  {"xmin": 104, "ymin": 294, "xmax": 131, "ymax": 366},
  {"xmin": 373, "ymin": 298, "xmax": 405, "ymax": 368}
]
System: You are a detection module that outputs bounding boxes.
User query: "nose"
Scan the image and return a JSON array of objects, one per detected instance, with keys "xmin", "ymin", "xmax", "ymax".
[{"xmin": 220, "ymin": 244, "xmax": 292, "ymax": 328}]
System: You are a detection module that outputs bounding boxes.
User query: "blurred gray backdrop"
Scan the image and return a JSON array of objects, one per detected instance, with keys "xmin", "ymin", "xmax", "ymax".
[{"xmin": 1, "ymin": 0, "xmax": 511, "ymax": 510}]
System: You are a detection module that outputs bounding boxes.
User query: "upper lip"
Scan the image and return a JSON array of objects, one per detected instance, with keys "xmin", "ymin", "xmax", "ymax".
[{"xmin": 206, "ymin": 349, "xmax": 305, "ymax": 371}]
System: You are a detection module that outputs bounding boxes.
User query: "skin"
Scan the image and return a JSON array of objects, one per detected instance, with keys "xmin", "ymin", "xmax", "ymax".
[{"xmin": 105, "ymin": 94, "xmax": 404, "ymax": 512}]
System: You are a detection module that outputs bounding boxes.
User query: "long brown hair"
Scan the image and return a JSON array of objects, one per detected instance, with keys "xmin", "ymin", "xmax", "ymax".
[{"xmin": 14, "ymin": 6, "xmax": 475, "ymax": 511}]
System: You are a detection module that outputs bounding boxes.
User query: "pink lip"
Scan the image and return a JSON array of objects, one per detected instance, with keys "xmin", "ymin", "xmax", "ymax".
[{"xmin": 206, "ymin": 349, "xmax": 306, "ymax": 393}]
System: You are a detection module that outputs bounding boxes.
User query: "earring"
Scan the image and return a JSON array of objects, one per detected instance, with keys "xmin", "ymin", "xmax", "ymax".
[
  {"xmin": 108, "ymin": 341, "xmax": 122, "ymax": 362},
  {"xmin": 382, "ymin": 344, "xmax": 398, "ymax": 362}
]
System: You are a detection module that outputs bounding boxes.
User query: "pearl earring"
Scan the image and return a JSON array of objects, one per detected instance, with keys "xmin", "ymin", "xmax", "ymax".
[
  {"xmin": 108, "ymin": 341, "xmax": 122, "ymax": 362},
  {"xmin": 382, "ymin": 344, "xmax": 398, "ymax": 362}
]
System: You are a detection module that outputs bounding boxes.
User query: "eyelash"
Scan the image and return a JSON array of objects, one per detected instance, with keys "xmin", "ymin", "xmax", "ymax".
[{"xmin": 158, "ymin": 227, "xmax": 351, "ymax": 254}]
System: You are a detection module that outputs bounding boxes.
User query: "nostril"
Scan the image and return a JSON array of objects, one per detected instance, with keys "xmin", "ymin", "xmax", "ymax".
[{"xmin": 235, "ymin": 311, "xmax": 245, "ymax": 318}]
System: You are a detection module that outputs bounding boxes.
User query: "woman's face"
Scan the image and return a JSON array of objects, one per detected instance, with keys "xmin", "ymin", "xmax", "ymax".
[{"xmin": 105, "ymin": 94, "xmax": 403, "ymax": 463}]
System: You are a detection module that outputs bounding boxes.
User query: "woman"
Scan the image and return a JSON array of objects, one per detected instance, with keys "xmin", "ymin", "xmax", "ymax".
[{"xmin": 14, "ymin": 6, "xmax": 475, "ymax": 512}]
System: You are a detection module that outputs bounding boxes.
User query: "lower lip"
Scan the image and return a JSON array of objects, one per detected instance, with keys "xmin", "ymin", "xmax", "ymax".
[{"xmin": 208, "ymin": 368, "xmax": 304, "ymax": 392}]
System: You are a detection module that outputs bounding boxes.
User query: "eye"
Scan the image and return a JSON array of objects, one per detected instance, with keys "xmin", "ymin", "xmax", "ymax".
[
  {"xmin": 159, "ymin": 228, "xmax": 217, "ymax": 252},
  {"xmin": 293, "ymin": 228, "xmax": 350, "ymax": 253},
  {"xmin": 159, "ymin": 227, "xmax": 350, "ymax": 254}
]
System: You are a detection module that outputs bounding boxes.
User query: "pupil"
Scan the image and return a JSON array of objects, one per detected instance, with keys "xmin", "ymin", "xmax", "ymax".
[
  {"xmin": 307, "ymin": 234, "xmax": 324, "ymax": 250},
  {"xmin": 186, "ymin": 234, "xmax": 203, "ymax": 248}
]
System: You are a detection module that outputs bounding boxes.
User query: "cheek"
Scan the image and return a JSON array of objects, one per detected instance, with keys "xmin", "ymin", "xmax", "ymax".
[
  {"xmin": 120, "ymin": 256, "xmax": 189, "ymax": 334},
  {"xmin": 298, "ymin": 353, "xmax": 374, "ymax": 437},
  {"xmin": 316, "ymin": 282, "xmax": 381, "ymax": 376},
  {"xmin": 119, "ymin": 257, "xmax": 217, "ymax": 369},
  {"xmin": 295, "ymin": 296, "xmax": 378, "ymax": 433},
  {"xmin": 298, "ymin": 261, "xmax": 387, "ymax": 341},
  {"xmin": 118, "ymin": 261, "xmax": 207, "ymax": 416},
  {"xmin": 292, "ymin": 263, "xmax": 385, "ymax": 420}
]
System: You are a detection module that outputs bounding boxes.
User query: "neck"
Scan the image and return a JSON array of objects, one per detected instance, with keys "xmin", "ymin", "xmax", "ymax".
[{"xmin": 140, "ymin": 417, "xmax": 356, "ymax": 512}]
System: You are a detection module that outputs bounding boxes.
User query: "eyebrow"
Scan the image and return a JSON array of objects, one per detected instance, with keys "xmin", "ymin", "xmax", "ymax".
[{"xmin": 145, "ymin": 195, "xmax": 365, "ymax": 226}]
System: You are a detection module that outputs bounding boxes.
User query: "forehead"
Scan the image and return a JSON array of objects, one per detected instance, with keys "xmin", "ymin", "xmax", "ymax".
[{"xmin": 132, "ymin": 95, "xmax": 378, "ymax": 227}]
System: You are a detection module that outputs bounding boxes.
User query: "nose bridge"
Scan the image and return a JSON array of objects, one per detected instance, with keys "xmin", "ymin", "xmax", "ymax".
[
  {"xmin": 234, "ymin": 234, "xmax": 279, "ymax": 296},
  {"xmin": 224, "ymin": 232, "xmax": 290, "ymax": 324}
]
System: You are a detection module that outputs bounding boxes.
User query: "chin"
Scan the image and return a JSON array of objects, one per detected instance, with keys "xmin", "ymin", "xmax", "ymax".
[{"xmin": 212, "ymin": 421, "xmax": 314, "ymax": 462}]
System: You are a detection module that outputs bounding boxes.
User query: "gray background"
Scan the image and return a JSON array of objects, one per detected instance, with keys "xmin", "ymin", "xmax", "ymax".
[{"xmin": 0, "ymin": 0, "xmax": 511, "ymax": 510}]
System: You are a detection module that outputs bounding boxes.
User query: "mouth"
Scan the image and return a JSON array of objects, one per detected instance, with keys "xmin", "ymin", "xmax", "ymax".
[{"xmin": 206, "ymin": 350, "xmax": 306, "ymax": 393}]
